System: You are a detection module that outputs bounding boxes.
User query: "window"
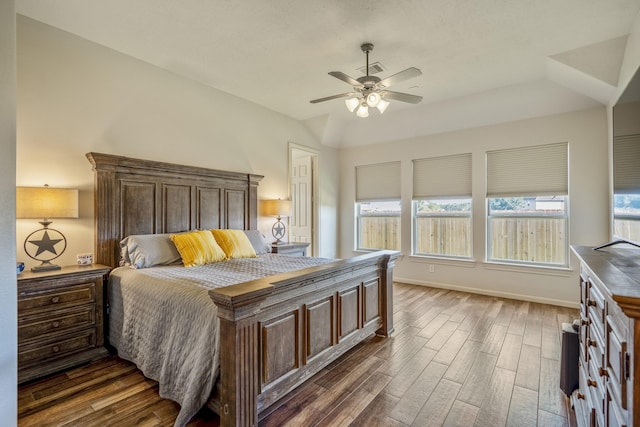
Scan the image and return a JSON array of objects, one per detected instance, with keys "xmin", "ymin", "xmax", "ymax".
[
  {"xmin": 413, "ymin": 199, "xmax": 471, "ymax": 257},
  {"xmin": 357, "ymin": 201, "xmax": 401, "ymax": 250},
  {"xmin": 355, "ymin": 161, "xmax": 401, "ymax": 251},
  {"xmin": 487, "ymin": 196, "xmax": 567, "ymax": 265},
  {"xmin": 614, "ymin": 195, "xmax": 640, "ymax": 242},
  {"xmin": 613, "ymin": 134, "xmax": 640, "ymax": 243},
  {"xmin": 412, "ymin": 154, "xmax": 472, "ymax": 258},
  {"xmin": 486, "ymin": 143, "xmax": 568, "ymax": 267}
]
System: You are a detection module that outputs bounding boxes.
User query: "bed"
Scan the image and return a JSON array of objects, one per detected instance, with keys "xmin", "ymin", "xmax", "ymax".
[{"xmin": 87, "ymin": 152, "xmax": 398, "ymax": 427}]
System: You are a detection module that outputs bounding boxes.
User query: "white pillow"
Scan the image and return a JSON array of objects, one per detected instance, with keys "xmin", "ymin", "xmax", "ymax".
[
  {"xmin": 120, "ymin": 233, "xmax": 183, "ymax": 268},
  {"xmin": 242, "ymin": 230, "xmax": 271, "ymax": 254}
]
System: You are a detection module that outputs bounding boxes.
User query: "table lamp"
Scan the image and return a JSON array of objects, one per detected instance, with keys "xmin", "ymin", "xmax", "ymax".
[
  {"xmin": 262, "ymin": 199, "xmax": 291, "ymax": 244},
  {"xmin": 16, "ymin": 185, "xmax": 79, "ymax": 272}
]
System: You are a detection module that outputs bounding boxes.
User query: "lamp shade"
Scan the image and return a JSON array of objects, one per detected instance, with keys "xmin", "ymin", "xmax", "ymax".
[
  {"xmin": 345, "ymin": 97, "xmax": 360, "ymax": 112},
  {"xmin": 16, "ymin": 186, "xmax": 79, "ymax": 219},
  {"xmin": 262, "ymin": 199, "xmax": 291, "ymax": 217},
  {"xmin": 376, "ymin": 99, "xmax": 390, "ymax": 114}
]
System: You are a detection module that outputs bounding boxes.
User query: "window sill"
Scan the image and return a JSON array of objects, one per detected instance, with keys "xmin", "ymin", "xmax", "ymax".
[
  {"xmin": 482, "ymin": 261, "xmax": 574, "ymax": 277},
  {"xmin": 409, "ymin": 255, "xmax": 476, "ymax": 268}
]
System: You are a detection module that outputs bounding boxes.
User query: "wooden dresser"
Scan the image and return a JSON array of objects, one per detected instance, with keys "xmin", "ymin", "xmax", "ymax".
[
  {"xmin": 17, "ymin": 264, "xmax": 111, "ymax": 383},
  {"xmin": 571, "ymin": 246, "xmax": 640, "ymax": 427}
]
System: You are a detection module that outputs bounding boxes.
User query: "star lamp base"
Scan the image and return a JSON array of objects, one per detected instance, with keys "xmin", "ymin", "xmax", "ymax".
[{"xmin": 31, "ymin": 260, "xmax": 62, "ymax": 272}]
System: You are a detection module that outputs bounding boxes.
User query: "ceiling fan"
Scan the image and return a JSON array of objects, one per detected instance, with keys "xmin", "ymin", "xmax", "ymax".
[{"xmin": 310, "ymin": 43, "xmax": 423, "ymax": 117}]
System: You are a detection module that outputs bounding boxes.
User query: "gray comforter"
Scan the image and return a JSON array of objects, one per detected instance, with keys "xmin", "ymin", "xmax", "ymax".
[{"xmin": 108, "ymin": 254, "xmax": 333, "ymax": 426}]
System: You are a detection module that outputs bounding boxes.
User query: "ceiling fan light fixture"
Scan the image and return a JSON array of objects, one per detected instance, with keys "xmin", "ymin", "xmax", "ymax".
[
  {"xmin": 376, "ymin": 99, "xmax": 390, "ymax": 114},
  {"xmin": 366, "ymin": 92, "xmax": 381, "ymax": 108},
  {"xmin": 310, "ymin": 43, "xmax": 422, "ymax": 117},
  {"xmin": 345, "ymin": 97, "xmax": 359, "ymax": 112},
  {"xmin": 356, "ymin": 103, "xmax": 369, "ymax": 118}
]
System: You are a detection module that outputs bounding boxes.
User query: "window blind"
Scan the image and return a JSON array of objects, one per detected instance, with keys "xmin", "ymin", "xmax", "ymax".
[
  {"xmin": 413, "ymin": 153, "xmax": 472, "ymax": 199},
  {"xmin": 614, "ymin": 134, "xmax": 640, "ymax": 194},
  {"xmin": 486, "ymin": 142, "xmax": 568, "ymax": 197},
  {"xmin": 355, "ymin": 161, "xmax": 401, "ymax": 202}
]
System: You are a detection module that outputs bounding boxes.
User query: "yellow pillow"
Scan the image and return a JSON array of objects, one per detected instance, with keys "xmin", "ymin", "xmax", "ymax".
[
  {"xmin": 211, "ymin": 229, "xmax": 257, "ymax": 259},
  {"xmin": 170, "ymin": 230, "xmax": 227, "ymax": 267}
]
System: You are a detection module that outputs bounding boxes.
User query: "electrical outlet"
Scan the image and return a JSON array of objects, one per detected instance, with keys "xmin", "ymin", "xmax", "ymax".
[{"xmin": 429, "ymin": 265, "xmax": 435, "ymax": 273}]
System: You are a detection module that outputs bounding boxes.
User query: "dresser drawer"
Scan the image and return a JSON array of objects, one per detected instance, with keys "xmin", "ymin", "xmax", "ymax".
[
  {"xmin": 587, "ymin": 282, "xmax": 605, "ymax": 336},
  {"xmin": 607, "ymin": 383, "xmax": 627, "ymax": 427},
  {"xmin": 18, "ymin": 305, "xmax": 96, "ymax": 341},
  {"xmin": 18, "ymin": 283, "xmax": 95, "ymax": 313},
  {"xmin": 587, "ymin": 357, "xmax": 606, "ymax": 426},
  {"xmin": 18, "ymin": 329, "xmax": 97, "ymax": 368},
  {"xmin": 588, "ymin": 322, "xmax": 605, "ymax": 368},
  {"xmin": 607, "ymin": 316, "xmax": 628, "ymax": 410},
  {"xmin": 578, "ymin": 367, "xmax": 597, "ymax": 426}
]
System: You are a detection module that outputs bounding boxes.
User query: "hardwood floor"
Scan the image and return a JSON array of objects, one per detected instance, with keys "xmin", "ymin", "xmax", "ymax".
[{"xmin": 18, "ymin": 282, "xmax": 578, "ymax": 426}]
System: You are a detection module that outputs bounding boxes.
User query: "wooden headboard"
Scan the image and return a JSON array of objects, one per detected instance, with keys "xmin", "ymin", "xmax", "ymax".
[{"xmin": 87, "ymin": 152, "xmax": 263, "ymax": 269}]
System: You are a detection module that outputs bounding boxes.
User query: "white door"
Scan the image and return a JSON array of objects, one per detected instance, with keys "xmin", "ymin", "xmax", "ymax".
[{"xmin": 290, "ymin": 154, "xmax": 312, "ymax": 247}]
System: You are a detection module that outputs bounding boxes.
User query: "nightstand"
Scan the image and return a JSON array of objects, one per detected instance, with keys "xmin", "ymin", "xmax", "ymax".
[
  {"xmin": 271, "ymin": 242, "xmax": 310, "ymax": 257},
  {"xmin": 17, "ymin": 264, "xmax": 111, "ymax": 383}
]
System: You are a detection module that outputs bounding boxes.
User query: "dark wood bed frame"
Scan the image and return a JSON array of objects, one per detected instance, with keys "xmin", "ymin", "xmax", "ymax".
[{"xmin": 86, "ymin": 152, "xmax": 398, "ymax": 427}]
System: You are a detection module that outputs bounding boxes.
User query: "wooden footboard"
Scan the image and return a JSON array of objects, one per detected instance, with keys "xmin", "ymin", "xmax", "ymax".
[{"xmin": 209, "ymin": 250, "xmax": 398, "ymax": 427}]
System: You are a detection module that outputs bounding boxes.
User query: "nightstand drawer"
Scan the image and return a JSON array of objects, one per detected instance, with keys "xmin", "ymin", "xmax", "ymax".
[
  {"xmin": 271, "ymin": 242, "xmax": 310, "ymax": 257},
  {"xmin": 18, "ymin": 283, "xmax": 95, "ymax": 313},
  {"xmin": 18, "ymin": 329, "xmax": 97, "ymax": 367},
  {"xmin": 19, "ymin": 305, "xmax": 96, "ymax": 341}
]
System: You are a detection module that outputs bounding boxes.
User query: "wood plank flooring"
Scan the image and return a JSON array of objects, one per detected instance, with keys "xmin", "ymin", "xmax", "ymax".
[{"xmin": 18, "ymin": 282, "xmax": 578, "ymax": 426}]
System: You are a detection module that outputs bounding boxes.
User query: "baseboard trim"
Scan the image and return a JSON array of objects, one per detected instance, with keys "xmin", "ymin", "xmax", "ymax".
[{"xmin": 393, "ymin": 276, "xmax": 580, "ymax": 309}]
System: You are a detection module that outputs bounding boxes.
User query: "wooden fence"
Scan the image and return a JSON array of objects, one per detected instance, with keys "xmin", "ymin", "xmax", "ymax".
[
  {"xmin": 415, "ymin": 217, "xmax": 471, "ymax": 257},
  {"xmin": 359, "ymin": 217, "xmax": 400, "ymax": 250},
  {"xmin": 614, "ymin": 218, "xmax": 640, "ymax": 243},
  {"xmin": 489, "ymin": 217, "xmax": 565, "ymax": 264},
  {"xmin": 360, "ymin": 216, "xmax": 566, "ymax": 264}
]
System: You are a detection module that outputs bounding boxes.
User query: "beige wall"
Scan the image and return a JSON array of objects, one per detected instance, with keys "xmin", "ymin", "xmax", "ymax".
[
  {"xmin": 614, "ymin": 101, "xmax": 640, "ymax": 136},
  {"xmin": 616, "ymin": 12, "xmax": 640, "ymax": 102},
  {"xmin": 1, "ymin": 1, "xmax": 17, "ymax": 423},
  {"xmin": 16, "ymin": 16, "xmax": 339, "ymax": 268},
  {"xmin": 339, "ymin": 108, "xmax": 609, "ymax": 307}
]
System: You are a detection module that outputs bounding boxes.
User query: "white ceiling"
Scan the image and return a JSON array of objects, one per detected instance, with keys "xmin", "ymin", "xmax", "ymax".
[{"xmin": 16, "ymin": 0, "xmax": 640, "ymax": 147}]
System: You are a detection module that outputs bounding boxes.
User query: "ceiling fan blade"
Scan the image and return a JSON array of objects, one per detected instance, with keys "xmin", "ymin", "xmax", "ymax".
[
  {"xmin": 379, "ymin": 67, "xmax": 422, "ymax": 87},
  {"xmin": 382, "ymin": 91, "xmax": 423, "ymax": 104},
  {"xmin": 310, "ymin": 92, "xmax": 355, "ymax": 104},
  {"xmin": 328, "ymin": 71, "xmax": 362, "ymax": 87}
]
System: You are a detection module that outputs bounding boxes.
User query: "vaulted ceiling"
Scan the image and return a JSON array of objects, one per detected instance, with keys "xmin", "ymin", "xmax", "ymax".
[{"xmin": 16, "ymin": 1, "xmax": 640, "ymax": 147}]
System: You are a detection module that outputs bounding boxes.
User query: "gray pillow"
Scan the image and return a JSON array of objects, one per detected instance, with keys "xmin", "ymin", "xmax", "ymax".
[
  {"xmin": 243, "ymin": 230, "xmax": 271, "ymax": 254},
  {"xmin": 120, "ymin": 233, "xmax": 183, "ymax": 268}
]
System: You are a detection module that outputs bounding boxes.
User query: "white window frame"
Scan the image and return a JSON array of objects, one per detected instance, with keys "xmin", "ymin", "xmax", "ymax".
[
  {"xmin": 613, "ymin": 194, "xmax": 640, "ymax": 243},
  {"xmin": 356, "ymin": 200, "xmax": 401, "ymax": 251},
  {"xmin": 613, "ymin": 134, "xmax": 640, "ymax": 244},
  {"xmin": 486, "ymin": 143, "xmax": 569, "ymax": 268},
  {"xmin": 412, "ymin": 199, "xmax": 472, "ymax": 259},
  {"xmin": 355, "ymin": 161, "xmax": 401, "ymax": 251},
  {"xmin": 486, "ymin": 196, "xmax": 569, "ymax": 267},
  {"xmin": 411, "ymin": 154, "xmax": 473, "ymax": 259}
]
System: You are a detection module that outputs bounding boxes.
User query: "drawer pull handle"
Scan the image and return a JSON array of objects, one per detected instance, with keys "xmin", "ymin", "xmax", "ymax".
[
  {"xmin": 598, "ymin": 367, "xmax": 609, "ymax": 377},
  {"xmin": 577, "ymin": 392, "xmax": 585, "ymax": 400},
  {"xmin": 52, "ymin": 346, "xmax": 60, "ymax": 353},
  {"xmin": 587, "ymin": 379, "xmax": 597, "ymax": 387},
  {"xmin": 588, "ymin": 340, "xmax": 597, "ymax": 348},
  {"xmin": 52, "ymin": 321, "xmax": 60, "ymax": 328},
  {"xmin": 581, "ymin": 318, "xmax": 590, "ymax": 326},
  {"xmin": 587, "ymin": 300, "xmax": 596, "ymax": 307},
  {"xmin": 50, "ymin": 296, "xmax": 60, "ymax": 304}
]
